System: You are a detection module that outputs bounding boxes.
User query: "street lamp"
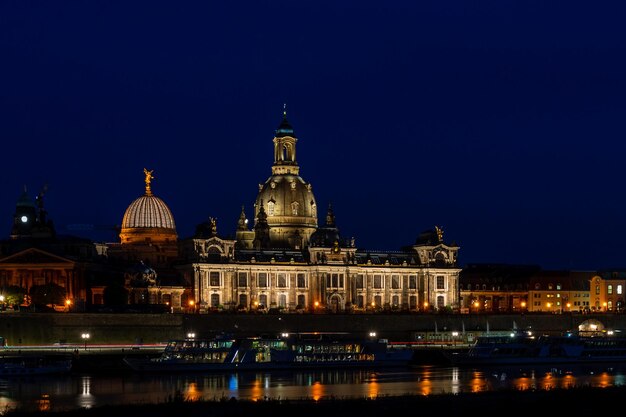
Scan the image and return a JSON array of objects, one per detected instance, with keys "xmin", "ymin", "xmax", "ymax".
[
  {"xmin": 81, "ymin": 333, "xmax": 90, "ymax": 350},
  {"xmin": 65, "ymin": 299, "xmax": 72, "ymax": 312}
]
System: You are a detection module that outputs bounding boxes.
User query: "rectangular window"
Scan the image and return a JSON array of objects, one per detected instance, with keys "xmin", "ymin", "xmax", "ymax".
[
  {"xmin": 391, "ymin": 275, "xmax": 400, "ymax": 289},
  {"xmin": 618, "ymin": 285, "xmax": 623, "ymax": 295},
  {"xmin": 409, "ymin": 296, "xmax": 417, "ymax": 309},
  {"xmin": 608, "ymin": 285, "xmax": 613, "ymax": 295},
  {"xmin": 297, "ymin": 294, "xmax": 306, "ymax": 308},
  {"xmin": 259, "ymin": 294, "xmax": 267, "ymax": 307},
  {"xmin": 277, "ymin": 273, "xmax": 287, "ymax": 288},
  {"xmin": 357, "ymin": 295, "xmax": 364, "ymax": 308},
  {"xmin": 409, "ymin": 275, "xmax": 417, "ymax": 289},
  {"xmin": 238, "ymin": 294, "xmax": 247, "ymax": 308},
  {"xmin": 237, "ymin": 272, "xmax": 247, "ymax": 288},
  {"xmin": 297, "ymin": 273, "xmax": 306, "ymax": 288},
  {"xmin": 356, "ymin": 275, "xmax": 364, "ymax": 289},
  {"xmin": 373, "ymin": 275, "xmax": 383, "ymax": 289},
  {"xmin": 258, "ymin": 273, "xmax": 268, "ymax": 288},
  {"xmin": 209, "ymin": 272, "xmax": 220, "ymax": 287},
  {"xmin": 392, "ymin": 295, "xmax": 399, "ymax": 306},
  {"xmin": 436, "ymin": 276, "xmax": 445, "ymax": 290}
]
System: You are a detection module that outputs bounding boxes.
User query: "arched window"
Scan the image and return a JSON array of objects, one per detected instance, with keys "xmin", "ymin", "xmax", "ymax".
[
  {"xmin": 267, "ymin": 200, "xmax": 275, "ymax": 216},
  {"xmin": 291, "ymin": 201, "xmax": 299, "ymax": 215}
]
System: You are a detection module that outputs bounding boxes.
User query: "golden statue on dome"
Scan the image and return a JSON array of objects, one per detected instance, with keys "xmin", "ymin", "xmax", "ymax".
[{"xmin": 144, "ymin": 168, "xmax": 155, "ymax": 195}]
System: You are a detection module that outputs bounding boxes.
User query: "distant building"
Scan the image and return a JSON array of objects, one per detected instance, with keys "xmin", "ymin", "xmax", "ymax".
[
  {"xmin": 528, "ymin": 270, "xmax": 595, "ymax": 313},
  {"xmin": 0, "ymin": 187, "xmax": 106, "ymax": 311},
  {"xmin": 459, "ymin": 264, "xmax": 537, "ymax": 313}
]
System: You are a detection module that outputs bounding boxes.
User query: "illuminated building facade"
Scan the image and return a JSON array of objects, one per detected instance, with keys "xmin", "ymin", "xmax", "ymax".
[{"xmin": 176, "ymin": 112, "xmax": 462, "ymax": 313}]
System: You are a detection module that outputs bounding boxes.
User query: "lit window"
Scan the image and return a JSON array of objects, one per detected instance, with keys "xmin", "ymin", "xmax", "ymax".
[
  {"xmin": 373, "ymin": 275, "xmax": 383, "ymax": 289},
  {"xmin": 209, "ymin": 272, "xmax": 220, "ymax": 287},
  {"xmin": 291, "ymin": 201, "xmax": 299, "ymax": 215},
  {"xmin": 267, "ymin": 201, "xmax": 275, "ymax": 216},
  {"xmin": 437, "ymin": 276, "xmax": 445, "ymax": 290},
  {"xmin": 277, "ymin": 273, "xmax": 287, "ymax": 288}
]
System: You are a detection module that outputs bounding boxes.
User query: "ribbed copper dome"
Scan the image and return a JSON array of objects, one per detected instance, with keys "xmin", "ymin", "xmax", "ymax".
[{"xmin": 121, "ymin": 195, "xmax": 176, "ymax": 230}]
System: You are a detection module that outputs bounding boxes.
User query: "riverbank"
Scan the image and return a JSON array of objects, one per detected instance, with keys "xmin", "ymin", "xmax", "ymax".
[
  {"xmin": 3, "ymin": 385, "xmax": 623, "ymax": 417},
  {"xmin": 0, "ymin": 312, "xmax": 621, "ymax": 346}
]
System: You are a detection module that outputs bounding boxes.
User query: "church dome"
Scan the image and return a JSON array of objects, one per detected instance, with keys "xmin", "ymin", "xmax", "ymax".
[
  {"xmin": 253, "ymin": 110, "xmax": 318, "ymax": 249},
  {"xmin": 122, "ymin": 195, "xmax": 176, "ymax": 229},
  {"xmin": 119, "ymin": 169, "xmax": 177, "ymax": 245}
]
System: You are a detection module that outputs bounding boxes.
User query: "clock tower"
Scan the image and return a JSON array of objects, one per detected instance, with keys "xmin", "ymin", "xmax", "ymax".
[{"xmin": 10, "ymin": 188, "xmax": 38, "ymax": 239}]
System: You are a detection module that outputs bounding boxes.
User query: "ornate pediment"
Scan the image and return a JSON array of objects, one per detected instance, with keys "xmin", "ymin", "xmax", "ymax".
[{"xmin": 0, "ymin": 248, "xmax": 74, "ymax": 265}]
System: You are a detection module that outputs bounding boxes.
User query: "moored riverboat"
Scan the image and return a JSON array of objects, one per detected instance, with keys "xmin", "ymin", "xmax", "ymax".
[
  {"xmin": 447, "ymin": 329, "xmax": 626, "ymax": 366},
  {"xmin": 123, "ymin": 333, "xmax": 414, "ymax": 372},
  {"xmin": 0, "ymin": 355, "xmax": 73, "ymax": 376}
]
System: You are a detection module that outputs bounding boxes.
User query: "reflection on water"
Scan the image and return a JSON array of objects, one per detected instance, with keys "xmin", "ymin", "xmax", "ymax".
[{"xmin": 1, "ymin": 364, "xmax": 626, "ymax": 413}]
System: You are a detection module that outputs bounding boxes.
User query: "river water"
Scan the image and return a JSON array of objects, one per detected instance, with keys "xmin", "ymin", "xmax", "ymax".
[{"xmin": 1, "ymin": 364, "xmax": 626, "ymax": 413}]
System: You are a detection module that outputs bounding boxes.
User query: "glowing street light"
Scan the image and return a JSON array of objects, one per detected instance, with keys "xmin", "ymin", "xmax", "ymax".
[{"xmin": 81, "ymin": 333, "xmax": 90, "ymax": 350}]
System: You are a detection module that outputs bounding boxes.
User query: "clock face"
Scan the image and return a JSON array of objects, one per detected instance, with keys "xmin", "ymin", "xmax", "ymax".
[{"xmin": 20, "ymin": 215, "xmax": 28, "ymax": 223}]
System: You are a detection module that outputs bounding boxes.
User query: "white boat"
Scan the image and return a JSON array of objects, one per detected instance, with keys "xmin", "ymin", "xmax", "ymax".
[{"xmin": 124, "ymin": 333, "xmax": 414, "ymax": 373}]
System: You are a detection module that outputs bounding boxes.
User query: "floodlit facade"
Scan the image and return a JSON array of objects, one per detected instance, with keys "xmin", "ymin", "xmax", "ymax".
[{"xmin": 175, "ymin": 112, "xmax": 461, "ymax": 313}]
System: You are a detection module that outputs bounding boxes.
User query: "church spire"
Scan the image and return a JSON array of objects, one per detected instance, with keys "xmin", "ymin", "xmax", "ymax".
[
  {"xmin": 237, "ymin": 205, "xmax": 249, "ymax": 231},
  {"xmin": 325, "ymin": 203, "xmax": 335, "ymax": 227},
  {"xmin": 272, "ymin": 106, "xmax": 299, "ymax": 175},
  {"xmin": 253, "ymin": 200, "xmax": 271, "ymax": 249}
]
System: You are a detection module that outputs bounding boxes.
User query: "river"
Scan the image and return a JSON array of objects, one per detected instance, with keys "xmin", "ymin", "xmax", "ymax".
[{"xmin": 1, "ymin": 363, "xmax": 626, "ymax": 414}]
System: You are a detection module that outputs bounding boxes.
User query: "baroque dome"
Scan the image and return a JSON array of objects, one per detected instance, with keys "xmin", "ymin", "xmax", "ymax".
[
  {"xmin": 253, "ymin": 111, "xmax": 318, "ymax": 249},
  {"xmin": 119, "ymin": 168, "xmax": 177, "ymax": 245}
]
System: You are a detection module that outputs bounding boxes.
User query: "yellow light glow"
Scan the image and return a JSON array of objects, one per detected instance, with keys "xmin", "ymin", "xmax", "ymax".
[
  {"xmin": 65, "ymin": 299, "xmax": 71, "ymax": 306},
  {"xmin": 189, "ymin": 300, "xmax": 195, "ymax": 307}
]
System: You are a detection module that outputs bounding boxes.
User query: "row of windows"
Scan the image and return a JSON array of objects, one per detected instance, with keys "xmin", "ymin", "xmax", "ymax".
[
  {"xmin": 201, "ymin": 272, "xmax": 446, "ymax": 290},
  {"xmin": 355, "ymin": 275, "xmax": 424, "ymax": 290},
  {"xmin": 202, "ymin": 293, "xmax": 308, "ymax": 309}
]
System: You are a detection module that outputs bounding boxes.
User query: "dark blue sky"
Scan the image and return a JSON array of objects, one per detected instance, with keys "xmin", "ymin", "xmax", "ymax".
[{"xmin": 1, "ymin": 1, "xmax": 626, "ymax": 270}]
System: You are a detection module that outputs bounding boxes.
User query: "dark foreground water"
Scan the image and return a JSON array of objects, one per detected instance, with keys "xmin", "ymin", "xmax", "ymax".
[{"xmin": 1, "ymin": 364, "xmax": 626, "ymax": 414}]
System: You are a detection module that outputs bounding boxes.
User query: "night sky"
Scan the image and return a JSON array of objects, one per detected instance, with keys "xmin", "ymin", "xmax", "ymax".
[{"xmin": 1, "ymin": 1, "xmax": 626, "ymax": 271}]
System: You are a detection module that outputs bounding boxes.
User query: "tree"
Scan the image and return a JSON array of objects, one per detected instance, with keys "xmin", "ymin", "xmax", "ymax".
[
  {"xmin": 29, "ymin": 283, "xmax": 66, "ymax": 306},
  {"xmin": 1, "ymin": 285, "xmax": 26, "ymax": 306},
  {"xmin": 103, "ymin": 284, "xmax": 129, "ymax": 306}
]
